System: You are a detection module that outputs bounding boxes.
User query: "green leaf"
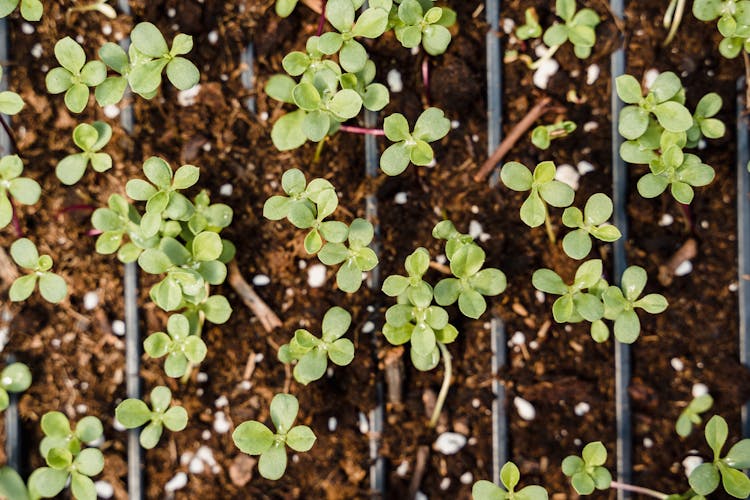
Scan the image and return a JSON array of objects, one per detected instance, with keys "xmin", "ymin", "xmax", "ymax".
[
  {"xmin": 654, "ymin": 101, "xmax": 693, "ymax": 132},
  {"xmin": 0, "ymin": 466, "xmax": 29, "ymax": 500},
  {"xmin": 41, "ymin": 411, "xmax": 71, "ymax": 437},
  {"xmin": 45, "ymin": 67, "xmax": 72, "ymax": 94},
  {"xmin": 233, "ymin": 420, "xmax": 274, "ymax": 455},
  {"xmin": 0, "ymin": 90, "xmax": 23, "ymax": 115},
  {"xmin": 272, "ymin": 110, "xmax": 307, "ymax": 151},
  {"xmin": 80, "ymin": 61, "xmax": 106, "ymax": 87},
  {"xmin": 270, "ymin": 393, "xmax": 298, "ymax": 434},
  {"xmin": 129, "ymin": 58, "xmax": 168, "ymax": 95},
  {"xmin": 719, "ymin": 465, "xmax": 750, "ymax": 499},
  {"xmin": 55, "ymin": 37, "xmax": 86, "ymax": 73},
  {"xmin": 380, "ymin": 143, "xmax": 411, "ymax": 176},
  {"xmin": 10, "ymin": 274, "xmax": 36, "ymax": 302},
  {"xmin": 471, "ymin": 268, "xmax": 507, "ymax": 296},
  {"xmin": 8, "ymin": 177, "xmax": 40, "ymax": 205},
  {"xmin": 64, "ymin": 83, "xmax": 90, "ymax": 114},
  {"xmin": 532, "ymin": 269, "xmax": 567, "ymax": 295},
  {"xmin": 563, "ymin": 229, "xmax": 592, "ymax": 260},
  {"xmin": 162, "ymin": 406, "xmax": 188, "ymax": 431},
  {"xmin": 384, "ymin": 113, "xmax": 411, "ymax": 142},
  {"xmin": 170, "ymin": 33, "xmax": 193, "ymax": 56},
  {"xmin": 520, "ymin": 191, "xmax": 546, "ymax": 228},
  {"xmin": 56, "ymin": 154, "xmax": 89, "ymax": 185},
  {"xmin": 650, "ymin": 72, "xmax": 683, "ymax": 102},
  {"xmin": 725, "ymin": 439, "xmax": 750, "ymax": 469},
  {"xmin": 616, "ymin": 75, "xmax": 643, "ymax": 104},
  {"xmin": 582, "ymin": 441, "xmax": 607, "ymax": 466},
  {"xmin": 458, "ymin": 288, "xmax": 487, "ymax": 319},
  {"xmin": 543, "ymin": 23, "xmax": 568, "ymax": 47},
  {"xmin": 74, "ymin": 448, "xmax": 104, "ymax": 476},
  {"xmin": 352, "ymin": 7, "xmax": 388, "ymax": 38},
  {"xmin": 619, "ymin": 105, "xmax": 650, "ymax": 140},
  {"xmin": 410, "ymin": 344, "xmax": 440, "ymax": 371},
  {"xmin": 328, "ymin": 88, "xmax": 362, "ymax": 119},
  {"xmin": 258, "ymin": 444, "xmax": 288, "ymax": 480},
  {"xmin": 621, "ymin": 266, "xmax": 647, "ymax": 301},
  {"xmin": 322, "ymin": 306, "xmax": 351, "ymax": 341},
  {"xmin": 28, "ymin": 468, "xmax": 68, "ymax": 498},
  {"xmin": 139, "ymin": 422, "xmax": 164, "ymax": 449},
  {"xmin": 19, "ymin": 0, "xmax": 42, "ymax": 21},
  {"xmin": 286, "ymin": 425, "xmax": 316, "ymax": 452},
  {"xmin": 689, "ymin": 463, "xmax": 720, "ymax": 496},
  {"xmin": 472, "ymin": 480, "xmax": 504, "ymax": 499},
  {"xmin": 76, "ymin": 415, "xmax": 103, "ymax": 443},
  {"xmin": 705, "ymin": 415, "xmax": 728, "ymax": 459},
  {"xmin": 1, "ymin": 363, "xmax": 31, "ymax": 392},
  {"xmin": 132, "ymin": 22, "xmax": 169, "ymax": 57},
  {"xmin": 413, "ymin": 107, "xmax": 450, "ymax": 142},
  {"xmin": 575, "ymin": 259, "xmax": 603, "ymax": 288},
  {"xmin": 637, "ymin": 173, "xmax": 670, "ymax": 198},
  {"xmin": 192, "ymin": 231, "xmax": 223, "ymax": 261},
  {"xmin": 571, "ymin": 471, "xmax": 595, "ymax": 495},
  {"xmin": 39, "ymin": 273, "xmax": 67, "ymax": 303},
  {"xmin": 337, "ymin": 260, "xmax": 363, "ymax": 293},
  {"xmin": 116, "ymin": 399, "xmax": 152, "ymax": 428},
  {"xmin": 500, "ymin": 461, "xmax": 520, "ymax": 490},
  {"xmin": 328, "ymin": 338, "xmax": 355, "ymax": 366},
  {"xmin": 46, "ymin": 447, "xmax": 73, "ymax": 469}
]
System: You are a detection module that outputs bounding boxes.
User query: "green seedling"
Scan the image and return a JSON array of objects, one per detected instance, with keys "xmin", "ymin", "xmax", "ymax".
[
  {"xmin": 500, "ymin": 160, "xmax": 574, "ymax": 238},
  {"xmin": 532, "ymin": 259, "xmax": 604, "ymax": 325},
  {"xmin": 0, "ymin": 68, "xmax": 23, "ymax": 115},
  {"xmin": 318, "ymin": 217, "xmax": 378, "ymax": 293},
  {"xmin": 687, "ymin": 415, "xmax": 750, "ymax": 498},
  {"xmin": 232, "ymin": 393, "xmax": 316, "ymax": 480},
  {"xmin": 687, "ymin": 93, "xmax": 726, "ymax": 145},
  {"xmin": 390, "ymin": 0, "xmax": 454, "ymax": 55},
  {"xmin": 278, "ymin": 306, "xmax": 355, "ymax": 385},
  {"xmin": 380, "ymin": 107, "xmax": 451, "ymax": 176},
  {"xmin": 561, "ymin": 193, "xmax": 621, "ymax": 260},
  {"xmin": 599, "ymin": 266, "xmax": 668, "ymax": 343},
  {"xmin": 9, "ymin": 238, "xmax": 67, "ymax": 303},
  {"xmin": 616, "ymin": 72, "xmax": 693, "ymax": 139},
  {"xmin": 319, "ymin": 0, "xmax": 388, "ymax": 73},
  {"xmin": 56, "ymin": 121, "xmax": 112, "ymax": 185},
  {"xmin": 516, "ymin": 8, "xmax": 542, "ymax": 40},
  {"xmin": 562, "ymin": 441, "xmax": 612, "ymax": 495},
  {"xmin": 0, "ymin": 362, "xmax": 31, "ymax": 411},
  {"xmin": 28, "ymin": 412, "xmax": 104, "ymax": 500},
  {"xmin": 0, "ymin": 0, "xmax": 41, "ymax": 21},
  {"xmin": 0, "ymin": 466, "xmax": 29, "ymax": 500},
  {"xmin": 693, "ymin": 0, "xmax": 750, "ymax": 58},
  {"xmin": 45, "ymin": 37, "xmax": 106, "ymax": 113},
  {"xmin": 0, "ymin": 155, "xmax": 40, "ymax": 230},
  {"xmin": 339, "ymin": 59, "xmax": 390, "ymax": 111},
  {"xmin": 676, "ymin": 393, "xmax": 714, "ymax": 437},
  {"xmin": 472, "ymin": 461, "xmax": 548, "ymax": 500},
  {"xmin": 115, "ymin": 385, "xmax": 189, "ymax": 449},
  {"xmin": 382, "ymin": 247, "xmax": 433, "ymax": 306},
  {"xmin": 541, "ymin": 0, "xmax": 600, "ymax": 61},
  {"xmin": 144, "ymin": 313, "xmax": 208, "ymax": 378},
  {"xmin": 280, "ymin": 36, "xmax": 346, "ymax": 78},
  {"xmin": 531, "ymin": 120, "xmax": 576, "ymax": 150}
]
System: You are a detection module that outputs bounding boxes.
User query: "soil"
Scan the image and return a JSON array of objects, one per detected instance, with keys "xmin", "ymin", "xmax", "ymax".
[{"xmin": 0, "ymin": 1, "xmax": 748, "ymax": 499}]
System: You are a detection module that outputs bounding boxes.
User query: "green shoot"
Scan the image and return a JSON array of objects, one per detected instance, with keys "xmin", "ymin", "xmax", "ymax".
[
  {"xmin": 0, "ymin": 362, "xmax": 31, "ymax": 411},
  {"xmin": 531, "ymin": 120, "xmax": 576, "ymax": 150},
  {"xmin": 115, "ymin": 385, "xmax": 189, "ymax": 449},
  {"xmin": 390, "ymin": 0, "xmax": 455, "ymax": 55},
  {"xmin": 561, "ymin": 193, "xmax": 621, "ymax": 260},
  {"xmin": 56, "ymin": 121, "xmax": 112, "ymax": 185},
  {"xmin": 472, "ymin": 461, "xmax": 548, "ymax": 500},
  {"xmin": 380, "ymin": 107, "xmax": 450, "ymax": 176},
  {"xmin": 676, "ymin": 393, "xmax": 714, "ymax": 437},
  {"xmin": 0, "ymin": 155, "xmax": 41, "ymax": 230},
  {"xmin": 693, "ymin": 0, "xmax": 750, "ymax": 58},
  {"xmin": 9, "ymin": 238, "xmax": 67, "ymax": 303},
  {"xmin": 542, "ymin": 0, "xmax": 600, "ymax": 60},
  {"xmin": 144, "ymin": 313, "xmax": 208, "ymax": 378},
  {"xmin": 516, "ymin": 8, "xmax": 542, "ymax": 40},
  {"xmin": 45, "ymin": 37, "xmax": 107, "ymax": 113},
  {"xmin": 562, "ymin": 441, "xmax": 612, "ymax": 495}
]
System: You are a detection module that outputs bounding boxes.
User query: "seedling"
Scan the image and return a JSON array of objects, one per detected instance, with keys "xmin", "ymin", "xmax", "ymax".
[
  {"xmin": 115, "ymin": 385, "xmax": 189, "ymax": 449},
  {"xmin": 232, "ymin": 393, "xmax": 316, "ymax": 480},
  {"xmin": 318, "ymin": 217, "xmax": 378, "ymax": 293},
  {"xmin": 144, "ymin": 313, "xmax": 208, "ymax": 378},
  {"xmin": 278, "ymin": 306, "xmax": 354, "ymax": 385},
  {"xmin": 616, "ymin": 72, "xmax": 692, "ymax": 139},
  {"xmin": 56, "ymin": 121, "xmax": 112, "ymax": 185},
  {"xmin": 45, "ymin": 37, "xmax": 107, "ymax": 113},
  {"xmin": 0, "ymin": 154, "xmax": 41, "ymax": 230},
  {"xmin": 562, "ymin": 441, "xmax": 612, "ymax": 495},
  {"xmin": 28, "ymin": 411, "xmax": 104, "ymax": 500},
  {"xmin": 561, "ymin": 193, "xmax": 621, "ymax": 260},
  {"xmin": 472, "ymin": 461, "xmax": 548, "ymax": 500},
  {"xmin": 531, "ymin": 120, "xmax": 576, "ymax": 150},
  {"xmin": 380, "ymin": 107, "xmax": 450, "ymax": 176},
  {"xmin": 318, "ymin": 0, "xmax": 388, "ymax": 73},
  {"xmin": 516, "ymin": 8, "xmax": 542, "ymax": 40},
  {"xmin": 0, "ymin": 0, "xmax": 42, "ymax": 21},
  {"xmin": 382, "ymin": 247, "xmax": 434, "ymax": 307},
  {"xmin": 532, "ymin": 259, "xmax": 605, "ymax": 326},
  {"xmin": 0, "ymin": 68, "xmax": 23, "ymax": 115},
  {"xmin": 676, "ymin": 393, "xmax": 713, "ymax": 437},
  {"xmin": 687, "ymin": 415, "xmax": 750, "ymax": 498},
  {"xmin": 390, "ymin": 0, "xmax": 455, "ymax": 55},
  {"xmin": 8, "ymin": 238, "xmax": 67, "ymax": 303},
  {"xmin": 542, "ymin": 0, "xmax": 601, "ymax": 59},
  {"xmin": 500, "ymin": 160, "xmax": 575, "ymax": 241},
  {"xmin": 0, "ymin": 362, "xmax": 31, "ymax": 411},
  {"xmin": 687, "ymin": 93, "xmax": 726, "ymax": 144},
  {"xmin": 693, "ymin": 0, "xmax": 750, "ymax": 58}
]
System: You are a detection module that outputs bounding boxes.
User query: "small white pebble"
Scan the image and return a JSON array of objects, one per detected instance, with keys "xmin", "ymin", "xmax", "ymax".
[
  {"xmin": 514, "ymin": 397, "xmax": 536, "ymax": 421},
  {"xmin": 214, "ymin": 396, "xmax": 228, "ymax": 408},
  {"xmin": 577, "ymin": 161, "xmax": 595, "ymax": 175},
  {"xmin": 102, "ymin": 24, "xmax": 112, "ymax": 36},
  {"xmin": 252, "ymin": 274, "xmax": 270, "ymax": 287},
  {"xmin": 196, "ymin": 446, "xmax": 217, "ymax": 466},
  {"xmin": 440, "ymin": 477, "xmax": 451, "ymax": 491},
  {"xmin": 180, "ymin": 451, "xmax": 194, "ymax": 466},
  {"xmin": 189, "ymin": 457, "xmax": 205, "ymax": 474},
  {"xmin": 255, "ymin": 353, "xmax": 264, "ymax": 362},
  {"xmin": 471, "ymin": 205, "xmax": 479, "ymax": 214},
  {"xmin": 729, "ymin": 282, "xmax": 739, "ymax": 292},
  {"xmin": 700, "ymin": 220, "xmax": 709, "ymax": 229},
  {"xmin": 692, "ymin": 383, "xmax": 709, "ymax": 398},
  {"xmin": 658, "ymin": 214, "xmax": 674, "ymax": 227},
  {"xmin": 644, "ymin": 69, "xmax": 660, "ymax": 90},
  {"xmin": 103, "ymin": 104, "xmax": 120, "ymax": 119},
  {"xmin": 574, "ymin": 402, "xmax": 590, "ymax": 416},
  {"xmin": 698, "ymin": 139, "xmax": 707, "ymax": 150},
  {"xmin": 472, "ymin": 134, "xmax": 479, "ymax": 142},
  {"xmin": 21, "ymin": 23, "xmax": 34, "ymax": 35},
  {"xmin": 510, "ymin": 331, "xmax": 525, "ymax": 346},
  {"xmin": 219, "ymin": 183, "xmax": 233, "ymax": 196},
  {"xmin": 471, "ymin": 398, "xmax": 481, "ymax": 409},
  {"xmin": 76, "ymin": 404, "xmax": 88, "ymax": 414},
  {"xmin": 30, "ymin": 43, "xmax": 43, "ymax": 58},
  {"xmin": 196, "ymin": 372, "xmax": 208, "ymax": 383},
  {"xmin": 51, "ymin": 338, "xmax": 61, "ymax": 348},
  {"xmin": 213, "ymin": 411, "xmax": 230, "ymax": 434},
  {"xmin": 307, "ymin": 264, "xmax": 327, "ymax": 288},
  {"xmin": 94, "ymin": 481, "xmax": 114, "ymax": 499},
  {"xmin": 535, "ymin": 290, "xmax": 545, "ymax": 303},
  {"xmin": 410, "ymin": 46, "xmax": 420, "ymax": 56},
  {"xmin": 533, "ymin": 58, "xmax": 559, "ymax": 90},
  {"xmin": 387, "ymin": 69, "xmax": 403, "ymax": 93},
  {"xmin": 450, "ymin": 120, "xmax": 460, "ymax": 129},
  {"xmin": 643, "ymin": 437, "xmax": 654, "ymax": 448},
  {"xmin": 670, "ymin": 358, "xmax": 684, "ymax": 371},
  {"xmin": 468, "ymin": 437, "xmax": 477, "ymax": 446},
  {"xmin": 112, "ymin": 320, "xmax": 126, "ymax": 336},
  {"xmin": 358, "ymin": 412, "xmax": 369, "ymax": 434},
  {"xmin": 396, "ymin": 460, "xmax": 410, "ymax": 477},
  {"xmin": 328, "ymin": 417, "xmax": 338, "ymax": 432},
  {"xmin": 394, "ymin": 192, "xmax": 408, "ymax": 204},
  {"xmin": 529, "ymin": 340, "xmax": 539, "ymax": 349},
  {"xmin": 177, "ymin": 85, "xmax": 201, "ymax": 107},
  {"xmin": 586, "ymin": 64, "xmax": 600, "ymax": 85},
  {"xmin": 574, "ymin": 438, "xmax": 582, "ymax": 446},
  {"xmin": 260, "ymin": 111, "xmax": 269, "ymax": 121},
  {"xmin": 682, "ymin": 455, "xmax": 703, "ymax": 477},
  {"xmin": 362, "ymin": 321, "xmax": 375, "ymax": 334},
  {"xmin": 201, "ymin": 430, "xmax": 211, "ymax": 440},
  {"xmin": 460, "ymin": 472, "xmax": 473, "ymax": 485},
  {"xmin": 83, "ymin": 291, "xmax": 99, "ymax": 310},
  {"xmin": 415, "ymin": 492, "xmax": 428, "ymax": 500},
  {"xmin": 555, "ymin": 164, "xmax": 580, "ymax": 190},
  {"xmin": 167, "ymin": 8, "xmax": 176, "ymax": 17},
  {"xmin": 583, "ymin": 121, "xmax": 599, "ymax": 132},
  {"xmin": 207, "ymin": 30, "xmax": 219, "ymax": 44},
  {"xmin": 434, "ymin": 432, "xmax": 467, "ymax": 455},
  {"xmin": 88, "ymin": 435, "xmax": 104, "ymax": 448},
  {"xmin": 674, "ymin": 260, "xmax": 693, "ymax": 277},
  {"xmin": 469, "ymin": 220, "xmax": 482, "ymax": 239},
  {"xmin": 502, "ymin": 18, "xmax": 515, "ymax": 34},
  {"xmin": 165, "ymin": 472, "xmax": 188, "ymax": 493},
  {"xmin": 436, "ymin": 254, "xmax": 447, "ymax": 265},
  {"xmin": 239, "ymin": 380, "xmax": 251, "ymax": 390}
]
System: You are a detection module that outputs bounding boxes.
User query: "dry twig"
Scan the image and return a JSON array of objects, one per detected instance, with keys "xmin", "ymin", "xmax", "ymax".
[{"xmin": 228, "ymin": 262, "xmax": 282, "ymax": 333}]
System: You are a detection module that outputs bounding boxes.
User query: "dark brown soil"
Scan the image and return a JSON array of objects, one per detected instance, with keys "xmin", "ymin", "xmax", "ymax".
[{"xmin": 0, "ymin": 1, "xmax": 748, "ymax": 499}]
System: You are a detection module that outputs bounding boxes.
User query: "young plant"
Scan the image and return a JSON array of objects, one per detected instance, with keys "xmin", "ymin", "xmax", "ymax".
[
  {"xmin": 56, "ymin": 121, "xmax": 112, "ymax": 185},
  {"xmin": 380, "ymin": 107, "xmax": 450, "ymax": 176},
  {"xmin": 500, "ymin": 160, "xmax": 574, "ymax": 239},
  {"xmin": 143, "ymin": 313, "xmax": 208, "ymax": 378},
  {"xmin": 516, "ymin": 8, "xmax": 542, "ymax": 40},
  {"xmin": 687, "ymin": 93, "xmax": 726, "ymax": 144},
  {"xmin": 232, "ymin": 393, "xmax": 316, "ymax": 480},
  {"xmin": 676, "ymin": 393, "xmax": 714, "ymax": 437},
  {"xmin": 616, "ymin": 72, "xmax": 692, "ymax": 139},
  {"xmin": 8, "ymin": 238, "xmax": 67, "ymax": 303},
  {"xmin": 472, "ymin": 461, "xmax": 548, "ymax": 500},
  {"xmin": 389, "ymin": 0, "xmax": 455, "ymax": 55},
  {"xmin": 115, "ymin": 385, "xmax": 189, "ymax": 449},
  {"xmin": 561, "ymin": 193, "xmax": 621, "ymax": 260},
  {"xmin": 562, "ymin": 441, "xmax": 612, "ymax": 495},
  {"xmin": 28, "ymin": 412, "xmax": 104, "ymax": 500},
  {"xmin": 0, "ymin": 362, "xmax": 31, "ymax": 411},
  {"xmin": 0, "ymin": 68, "xmax": 23, "ymax": 115},
  {"xmin": 0, "ymin": 0, "xmax": 41, "ymax": 21},
  {"xmin": 693, "ymin": 0, "xmax": 750, "ymax": 58},
  {"xmin": 278, "ymin": 306, "xmax": 354, "ymax": 385},
  {"xmin": 542, "ymin": 0, "xmax": 601, "ymax": 59},
  {"xmin": 687, "ymin": 415, "xmax": 750, "ymax": 498},
  {"xmin": 0, "ymin": 154, "xmax": 40, "ymax": 230},
  {"xmin": 318, "ymin": 217, "xmax": 378, "ymax": 293},
  {"xmin": 531, "ymin": 120, "xmax": 576, "ymax": 150},
  {"xmin": 45, "ymin": 37, "xmax": 106, "ymax": 113},
  {"xmin": 600, "ymin": 266, "xmax": 668, "ymax": 343},
  {"xmin": 318, "ymin": 0, "xmax": 388, "ymax": 73},
  {"xmin": 532, "ymin": 259, "xmax": 604, "ymax": 327}
]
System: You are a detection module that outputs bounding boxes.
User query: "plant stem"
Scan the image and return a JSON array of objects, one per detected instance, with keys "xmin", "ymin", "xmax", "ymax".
[
  {"xmin": 339, "ymin": 125, "xmax": 386, "ymax": 136},
  {"xmin": 313, "ymin": 138, "xmax": 326, "ymax": 163},
  {"xmin": 609, "ymin": 481, "xmax": 669, "ymax": 499},
  {"xmin": 543, "ymin": 203, "xmax": 556, "ymax": 244},
  {"xmin": 0, "ymin": 115, "xmax": 18, "ymax": 153},
  {"xmin": 662, "ymin": 0, "xmax": 686, "ymax": 46},
  {"xmin": 421, "ymin": 57, "xmax": 431, "ymax": 105},
  {"xmin": 9, "ymin": 199, "xmax": 22, "ymax": 238},
  {"xmin": 529, "ymin": 44, "xmax": 560, "ymax": 69},
  {"xmin": 316, "ymin": 0, "xmax": 327, "ymax": 36},
  {"xmin": 428, "ymin": 342, "xmax": 452, "ymax": 428}
]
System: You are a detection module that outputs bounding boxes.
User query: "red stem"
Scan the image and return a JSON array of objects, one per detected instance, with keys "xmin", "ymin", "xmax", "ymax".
[
  {"xmin": 316, "ymin": 1, "xmax": 327, "ymax": 36},
  {"xmin": 9, "ymin": 198, "xmax": 22, "ymax": 237},
  {"xmin": 421, "ymin": 57, "xmax": 431, "ymax": 105},
  {"xmin": 339, "ymin": 125, "xmax": 385, "ymax": 136},
  {"xmin": 56, "ymin": 204, "xmax": 95, "ymax": 219},
  {"xmin": 86, "ymin": 229, "xmax": 103, "ymax": 237}
]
